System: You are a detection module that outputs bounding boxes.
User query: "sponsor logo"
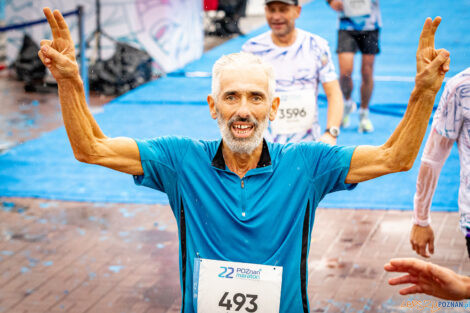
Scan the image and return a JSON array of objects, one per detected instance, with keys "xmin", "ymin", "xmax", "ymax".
[{"xmin": 218, "ymin": 266, "xmax": 262, "ymax": 280}]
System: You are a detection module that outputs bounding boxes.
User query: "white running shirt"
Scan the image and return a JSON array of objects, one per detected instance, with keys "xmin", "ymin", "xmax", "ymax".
[
  {"xmin": 337, "ymin": 0, "xmax": 382, "ymax": 31},
  {"xmin": 432, "ymin": 67, "xmax": 470, "ymax": 234},
  {"xmin": 242, "ymin": 29, "xmax": 337, "ymax": 143}
]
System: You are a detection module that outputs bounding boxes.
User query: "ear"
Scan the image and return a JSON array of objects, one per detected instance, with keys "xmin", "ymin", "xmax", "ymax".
[
  {"xmin": 269, "ymin": 96, "xmax": 280, "ymax": 121},
  {"xmin": 207, "ymin": 95, "xmax": 217, "ymax": 120},
  {"xmin": 295, "ymin": 5, "xmax": 301, "ymax": 18}
]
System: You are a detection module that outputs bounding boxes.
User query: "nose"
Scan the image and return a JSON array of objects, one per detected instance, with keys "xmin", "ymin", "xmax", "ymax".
[
  {"xmin": 236, "ymin": 96, "xmax": 251, "ymax": 119},
  {"xmin": 270, "ymin": 10, "xmax": 282, "ymax": 21}
]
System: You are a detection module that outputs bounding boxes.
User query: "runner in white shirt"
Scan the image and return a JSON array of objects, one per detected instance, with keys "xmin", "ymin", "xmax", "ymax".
[
  {"xmin": 410, "ymin": 67, "xmax": 470, "ymax": 258},
  {"xmin": 242, "ymin": 0, "xmax": 343, "ymax": 144}
]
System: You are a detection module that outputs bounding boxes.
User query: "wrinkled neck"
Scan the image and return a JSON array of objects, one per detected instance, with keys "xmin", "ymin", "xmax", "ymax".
[{"xmin": 222, "ymin": 143, "xmax": 263, "ymax": 178}]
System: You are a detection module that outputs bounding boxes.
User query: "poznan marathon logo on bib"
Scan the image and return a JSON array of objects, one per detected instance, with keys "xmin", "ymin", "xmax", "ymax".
[{"xmin": 218, "ymin": 266, "xmax": 262, "ymax": 280}]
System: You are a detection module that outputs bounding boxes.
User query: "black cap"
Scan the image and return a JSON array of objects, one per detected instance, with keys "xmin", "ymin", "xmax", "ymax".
[{"xmin": 265, "ymin": 0, "xmax": 299, "ymax": 5}]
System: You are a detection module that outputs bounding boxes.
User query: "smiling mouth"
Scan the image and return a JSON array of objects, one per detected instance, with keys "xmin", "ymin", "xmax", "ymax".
[
  {"xmin": 271, "ymin": 22, "xmax": 285, "ymax": 28},
  {"xmin": 231, "ymin": 123, "xmax": 254, "ymax": 138}
]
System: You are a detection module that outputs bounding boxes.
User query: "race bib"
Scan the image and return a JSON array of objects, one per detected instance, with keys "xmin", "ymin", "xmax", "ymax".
[
  {"xmin": 271, "ymin": 89, "xmax": 316, "ymax": 135},
  {"xmin": 343, "ymin": 0, "xmax": 371, "ymax": 17},
  {"xmin": 194, "ymin": 258, "xmax": 283, "ymax": 313}
]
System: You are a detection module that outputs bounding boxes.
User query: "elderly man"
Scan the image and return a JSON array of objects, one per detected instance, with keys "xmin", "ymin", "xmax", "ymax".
[
  {"xmin": 242, "ymin": 0, "xmax": 343, "ymax": 145},
  {"xmin": 39, "ymin": 7, "xmax": 448, "ymax": 313}
]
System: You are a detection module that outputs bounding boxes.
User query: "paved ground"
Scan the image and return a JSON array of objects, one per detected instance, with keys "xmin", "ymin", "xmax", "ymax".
[
  {"xmin": 1, "ymin": 6, "xmax": 468, "ymax": 313},
  {"xmin": 0, "ymin": 199, "xmax": 466, "ymax": 313}
]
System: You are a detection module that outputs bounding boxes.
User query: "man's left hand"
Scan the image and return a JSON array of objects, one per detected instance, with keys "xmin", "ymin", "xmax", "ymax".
[
  {"xmin": 319, "ymin": 132, "xmax": 337, "ymax": 145},
  {"xmin": 415, "ymin": 17, "xmax": 450, "ymax": 93}
]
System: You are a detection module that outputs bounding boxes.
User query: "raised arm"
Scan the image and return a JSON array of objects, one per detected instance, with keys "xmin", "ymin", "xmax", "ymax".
[
  {"xmin": 39, "ymin": 8, "xmax": 143, "ymax": 175},
  {"xmin": 345, "ymin": 17, "xmax": 450, "ymax": 184}
]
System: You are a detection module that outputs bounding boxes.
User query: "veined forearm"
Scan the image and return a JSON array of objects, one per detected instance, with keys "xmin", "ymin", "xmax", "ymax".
[
  {"xmin": 40, "ymin": 8, "xmax": 143, "ymax": 173},
  {"xmin": 383, "ymin": 88, "xmax": 437, "ymax": 170},
  {"xmin": 346, "ymin": 18, "xmax": 449, "ymax": 183},
  {"xmin": 57, "ymin": 76, "xmax": 106, "ymax": 160}
]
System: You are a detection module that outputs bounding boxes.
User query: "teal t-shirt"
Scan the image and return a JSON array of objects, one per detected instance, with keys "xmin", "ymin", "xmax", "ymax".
[{"xmin": 134, "ymin": 137, "xmax": 357, "ymax": 313}]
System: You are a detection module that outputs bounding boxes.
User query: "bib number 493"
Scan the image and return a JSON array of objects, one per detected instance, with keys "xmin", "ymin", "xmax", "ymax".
[{"xmin": 218, "ymin": 292, "xmax": 258, "ymax": 312}]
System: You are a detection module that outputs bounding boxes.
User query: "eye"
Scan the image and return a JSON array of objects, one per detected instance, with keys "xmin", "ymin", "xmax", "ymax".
[
  {"xmin": 225, "ymin": 94, "xmax": 237, "ymax": 102},
  {"xmin": 252, "ymin": 95, "xmax": 263, "ymax": 102}
]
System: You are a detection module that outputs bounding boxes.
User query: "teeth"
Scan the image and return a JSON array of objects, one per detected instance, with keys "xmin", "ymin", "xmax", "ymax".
[{"xmin": 234, "ymin": 125, "xmax": 250, "ymax": 129}]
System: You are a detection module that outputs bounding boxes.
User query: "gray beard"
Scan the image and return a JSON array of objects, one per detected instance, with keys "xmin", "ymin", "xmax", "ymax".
[{"xmin": 216, "ymin": 111, "xmax": 268, "ymax": 155}]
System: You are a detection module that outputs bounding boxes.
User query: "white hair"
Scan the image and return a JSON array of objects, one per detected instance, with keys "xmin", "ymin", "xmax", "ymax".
[{"xmin": 211, "ymin": 52, "xmax": 276, "ymax": 102}]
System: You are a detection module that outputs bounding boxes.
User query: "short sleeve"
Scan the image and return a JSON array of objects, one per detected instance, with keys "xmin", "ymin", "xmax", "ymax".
[
  {"xmin": 241, "ymin": 40, "xmax": 251, "ymax": 53},
  {"xmin": 299, "ymin": 143, "xmax": 357, "ymax": 199},
  {"xmin": 317, "ymin": 39, "xmax": 337, "ymax": 83},
  {"xmin": 132, "ymin": 136, "xmax": 190, "ymax": 193},
  {"xmin": 241, "ymin": 33, "xmax": 272, "ymax": 57},
  {"xmin": 432, "ymin": 80, "xmax": 464, "ymax": 140}
]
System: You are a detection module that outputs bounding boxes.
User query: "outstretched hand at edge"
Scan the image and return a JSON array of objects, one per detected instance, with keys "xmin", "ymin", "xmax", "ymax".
[{"xmin": 384, "ymin": 258, "xmax": 470, "ymax": 301}]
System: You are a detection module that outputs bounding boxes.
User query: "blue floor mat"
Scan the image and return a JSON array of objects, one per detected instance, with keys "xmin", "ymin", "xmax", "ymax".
[
  {"xmin": 0, "ymin": 104, "xmax": 220, "ymax": 204},
  {"xmin": 1, "ymin": 0, "xmax": 467, "ymax": 210},
  {"xmin": 0, "ymin": 104, "xmax": 459, "ymax": 210},
  {"xmin": 114, "ymin": 0, "xmax": 468, "ymax": 107}
]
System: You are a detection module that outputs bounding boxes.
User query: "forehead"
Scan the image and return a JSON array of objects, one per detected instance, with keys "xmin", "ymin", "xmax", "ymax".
[
  {"xmin": 266, "ymin": 2, "xmax": 295, "ymax": 10},
  {"xmin": 218, "ymin": 64, "xmax": 269, "ymax": 94}
]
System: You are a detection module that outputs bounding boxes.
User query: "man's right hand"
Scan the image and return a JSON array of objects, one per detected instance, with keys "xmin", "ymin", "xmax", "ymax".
[
  {"xmin": 328, "ymin": 0, "xmax": 344, "ymax": 11},
  {"xmin": 38, "ymin": 8, "xmax": 79, "ymax": 82},
  {"xmin": 410, "ymin": 224, "xmax": 435, "ymax": 258}
]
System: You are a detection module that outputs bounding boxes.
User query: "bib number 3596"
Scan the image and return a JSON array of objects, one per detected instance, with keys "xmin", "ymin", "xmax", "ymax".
[
  {"xmin": 194, "ymin": 258, "xmax": 283, "ymax": 313},
  {"xmin": 271, "ymin": 89, "xmax": 316, "ymax": 135}
]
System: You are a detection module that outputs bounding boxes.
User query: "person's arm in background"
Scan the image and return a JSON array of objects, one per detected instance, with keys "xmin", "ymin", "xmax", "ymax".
[
  {"xmin": 319, "ymin": 80, "xmax": 343, "ymax": 145},
  {"xmin": 410, "ymin": 129, "xmax": 454, "ymax": 258},
  {"xmin": 385, "ymin": 258, "xmax": 470, "ymax": 300},
  {"xmin": 39, "ymin": 8, "xmax": 143, "ymax": 175},
  {"xmin": 327, "ymin": 0, "xmax": 343, "ymax": 12},
  {"xmin": 317, "ymin": 35, "xmax": 343, "ymax": 145}
]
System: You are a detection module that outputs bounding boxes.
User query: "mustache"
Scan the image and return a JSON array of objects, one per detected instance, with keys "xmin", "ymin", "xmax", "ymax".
[{"xmin": 227, "ymin": 115, "xmax": 258, "ymax": 128}]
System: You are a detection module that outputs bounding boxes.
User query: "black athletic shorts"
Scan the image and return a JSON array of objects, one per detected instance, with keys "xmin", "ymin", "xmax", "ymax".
[{"xmin": 336, "ymin": 29, "xmax": 380, "ymax": 55}]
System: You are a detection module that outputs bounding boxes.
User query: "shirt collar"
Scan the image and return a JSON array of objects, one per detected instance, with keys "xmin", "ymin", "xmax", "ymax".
[{"xmin": 211, "ymin": 139, "xmax": 272, "ymax": 170}]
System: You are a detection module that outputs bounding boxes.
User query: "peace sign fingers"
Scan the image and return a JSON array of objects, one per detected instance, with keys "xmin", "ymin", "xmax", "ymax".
[
  {"xmin": 39, "ymin": 7, "xmax": 79, "ymax": 81},
  {"xmin": 53, "ymin": 9, "xmax": 73, "ymax": 41},
  {"xmin": 43, "ymin": 8, "xmax": 60, "ymax": 39},
  {"xmin": 417, "ymin": 17, "xmax": 441, "ymax": 57},
  {"xmin": 43, "ymin": 7, "xmax": 73, "ymax": 42}
]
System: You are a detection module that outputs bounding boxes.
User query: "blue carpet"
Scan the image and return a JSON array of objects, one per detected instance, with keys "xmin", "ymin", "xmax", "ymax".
[
  {"xmin": 1, "ymin": 0, "xmax": 467, "ymax": 210},
  {"xmin": 0, "ymin": 104, "xmax": 220, "ymax": 204},
  {"xmin": 0, "ymin": 103, "xmax": 459, "ymax": 210}
]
